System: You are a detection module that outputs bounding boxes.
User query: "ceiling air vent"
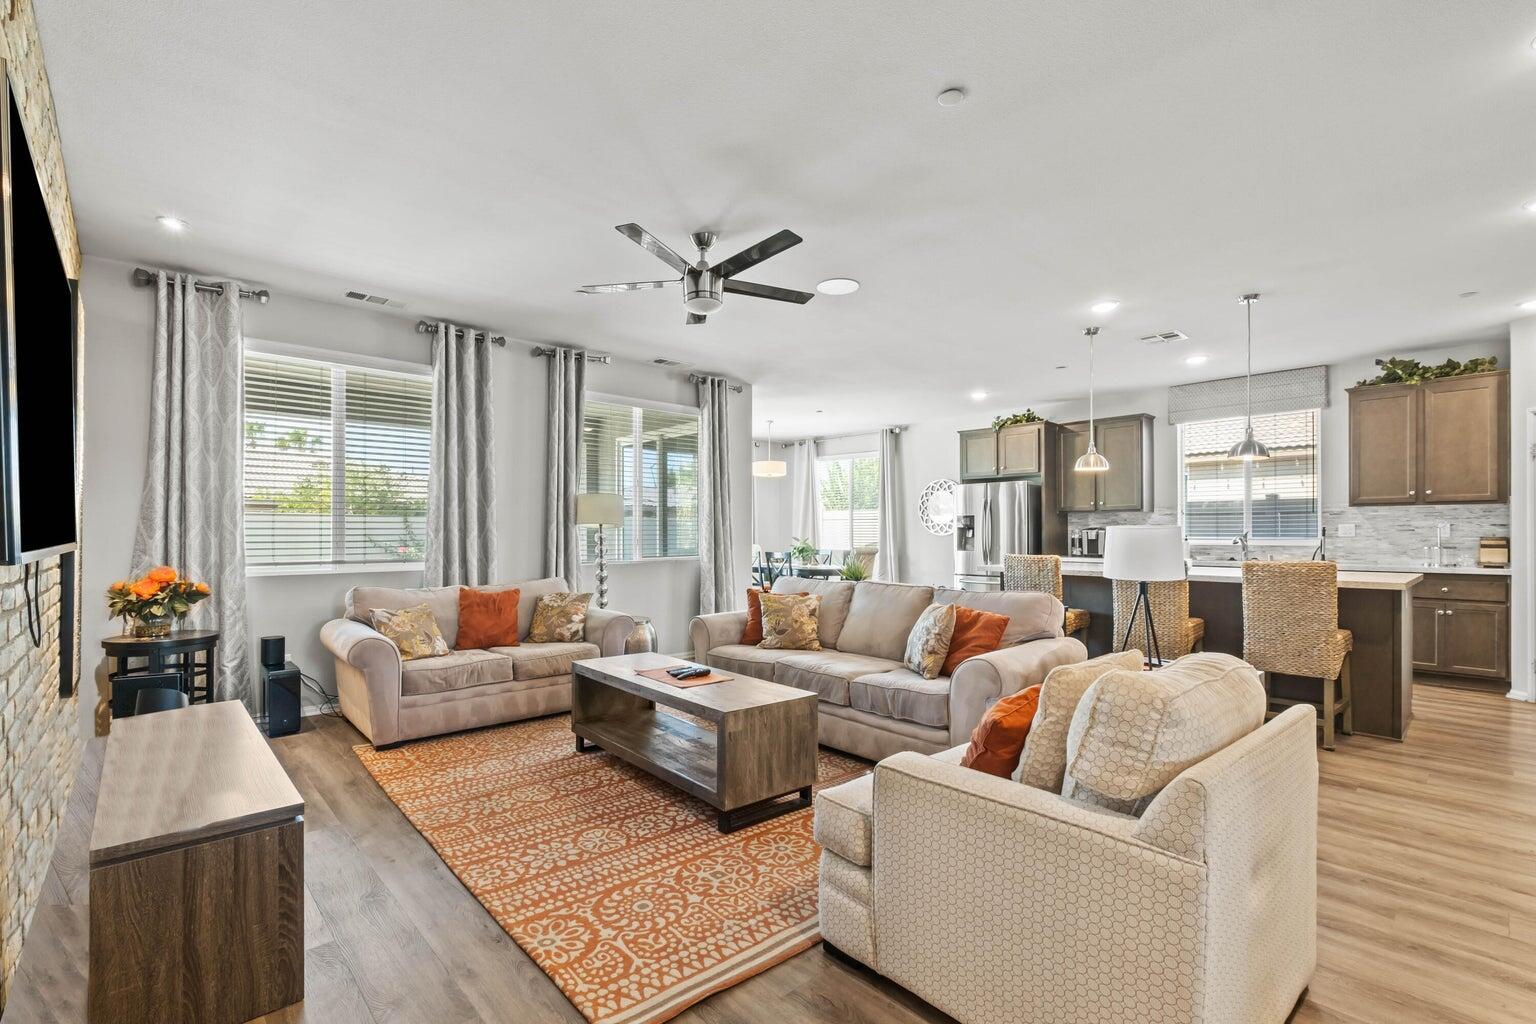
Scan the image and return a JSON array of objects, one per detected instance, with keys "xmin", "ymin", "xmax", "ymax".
[
  {"xmin": 1138, "ymin": 330, "xmax": 1189, "ymax": 345},
  {"xmin": 344, "ymin": 290, "xmax": 406, "ymax": 309}
]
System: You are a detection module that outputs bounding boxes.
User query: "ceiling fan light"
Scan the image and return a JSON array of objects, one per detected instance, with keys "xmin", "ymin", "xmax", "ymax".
[
  {"xmin": 752, "ymin": 459, "xmax": 787, "ymax": 478},
  {"xmin": 684, "ymin": 294, "xmax": 723, "ymax": 314},
  {"xmin": 1226, "ymin": 426, "xmax": 1271, "ymax": 461},
  {"xmin": 1074, "ymin": 444, "xmax": 1111, "ymax": 473}
]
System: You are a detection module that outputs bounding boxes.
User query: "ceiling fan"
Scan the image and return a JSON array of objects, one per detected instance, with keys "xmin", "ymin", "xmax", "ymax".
[{"xmin": 577, "ymin": 223, "xmax": 814, "ymax": 325}]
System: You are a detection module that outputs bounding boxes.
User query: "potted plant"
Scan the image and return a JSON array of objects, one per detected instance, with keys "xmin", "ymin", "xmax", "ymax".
[
  {"xmin": 839, "ymin": 556, "xmax": 869, "ymax": 581},
  {"xmin": 787, "ymin": 537, "xmax": 819, "ymax": 564},
  {"xmin": 107, "ymin": 567, "xmax": 211, "ymax": 638}
]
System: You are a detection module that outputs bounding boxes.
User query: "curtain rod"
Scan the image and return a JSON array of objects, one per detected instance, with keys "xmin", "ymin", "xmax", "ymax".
[
  {"xmin": 774, "ymin": 425, "xmax": 904, "ymax": 445},
  {"xmin": 687, "ymin": 372, "xmax": 744, "ymax": 393},
  {"xmin": 133, "ymin": 266, "xmax": 270, "ymax": 304},
  {"xmin": 414, "ymin": 320, "xmax": 507, "ymax": 347},
  {"xmin": 529, "ymin": 344, "xmax": 612, "ymax": 364}
]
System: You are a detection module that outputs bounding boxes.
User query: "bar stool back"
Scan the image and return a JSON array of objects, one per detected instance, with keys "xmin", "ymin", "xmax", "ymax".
[
  {"xmin": 1003, "ymin": 554, "xmax": 1090, "ymax": 638},
  {"xmin": 1241, "ymin": 560, "xmax": 1353, "ymax": 749},
  {"xmin": 1111, "ymin": 579, "xmax": 1205, "ymax": 663}
]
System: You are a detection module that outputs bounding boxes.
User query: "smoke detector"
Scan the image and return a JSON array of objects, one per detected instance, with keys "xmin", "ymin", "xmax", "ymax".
[
  {"xmin": 344, "ymin": 290, "xmax": 406, "ymax": 309},
  {"xmin": 1138, "ymin": 330, "xmax": 1189, "ymax": 345}
]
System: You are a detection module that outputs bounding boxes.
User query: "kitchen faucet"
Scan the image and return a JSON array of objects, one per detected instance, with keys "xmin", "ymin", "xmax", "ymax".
[{"xmin": 1232, "ymin": 531, "xmax": 1252, "ymax": 561}]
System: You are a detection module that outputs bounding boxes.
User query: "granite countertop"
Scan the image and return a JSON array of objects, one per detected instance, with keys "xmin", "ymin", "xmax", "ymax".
[{"xmin": 1052, "ymin": 557, "xmax": 1423, "ymax": 591}]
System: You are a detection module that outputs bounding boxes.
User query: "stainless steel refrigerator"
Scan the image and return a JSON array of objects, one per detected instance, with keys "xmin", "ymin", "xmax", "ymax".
[{"xmin": 953, "ymin": 480, "xmax": 1042, "ymax": 590}]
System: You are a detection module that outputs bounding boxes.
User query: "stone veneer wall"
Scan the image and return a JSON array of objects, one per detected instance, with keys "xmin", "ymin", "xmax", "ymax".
[
  {"xmin": 0, "ymin": 0, "xmax": 83, "ymax": 1011},
  {"xmin": 1070, "ymin": 504, "xmax": 1511, "ymax": 566}
]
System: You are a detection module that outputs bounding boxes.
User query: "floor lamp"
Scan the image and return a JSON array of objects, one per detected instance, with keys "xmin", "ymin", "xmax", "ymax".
[
  {"xmin": 1103, "ymin": 524, "xmax": 1186, "ymax": 667},
  {"xmin": 576, "ymin": 492, "xmax": 624, "ymax": 609}
]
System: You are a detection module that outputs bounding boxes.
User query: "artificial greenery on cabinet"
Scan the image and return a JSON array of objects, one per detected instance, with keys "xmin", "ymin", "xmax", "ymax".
[
  {"xmin": 991, "ymin": 409, "xmax": 1042, "ymax": 430},
  {"xmin": 1354, "ymin": 355, "xmax": 1499, "ymax": 388}
]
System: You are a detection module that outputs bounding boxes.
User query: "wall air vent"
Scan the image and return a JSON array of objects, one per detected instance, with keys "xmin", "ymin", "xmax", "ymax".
[
  {"xmin": 1138, "ymin": 330, "xmax": 1189, "ymax": 345},
  {"xmin": 344, "ymin": 290, "xmax": 406, "ymax": 309}
]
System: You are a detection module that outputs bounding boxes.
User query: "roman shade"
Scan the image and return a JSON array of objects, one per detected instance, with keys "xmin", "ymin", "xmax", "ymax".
[{"xmin": 1167, "ymin": 365, "xmax": 1328, "ymax": 425}]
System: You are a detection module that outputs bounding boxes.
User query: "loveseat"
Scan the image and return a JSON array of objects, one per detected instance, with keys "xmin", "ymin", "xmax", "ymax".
[
  {"xmin": 319, "ymin": 577, "xmax": 634, "ymax": 747},
  {"xmin": 689, "ymin": 577, "xmax": 1086, "ymax": 761},
  {"xmin": 814, "ymin": 652, "xmax": 1318, "ymax": 1024}
]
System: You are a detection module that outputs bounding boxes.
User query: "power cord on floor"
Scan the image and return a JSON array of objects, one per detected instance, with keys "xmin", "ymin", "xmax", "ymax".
[
  {"xmin": 22, "ymin": 562, "xmax": 43, "ymax": 648},
  {"xmin": 301, "ymin": 671, "xmax": 344, "ymax": 718}
]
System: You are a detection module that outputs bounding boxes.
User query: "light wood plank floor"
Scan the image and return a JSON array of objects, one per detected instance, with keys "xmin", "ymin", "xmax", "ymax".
[{"xmin": 7, "ymin": 684, "xmax": 1536, "ymax": 1023}]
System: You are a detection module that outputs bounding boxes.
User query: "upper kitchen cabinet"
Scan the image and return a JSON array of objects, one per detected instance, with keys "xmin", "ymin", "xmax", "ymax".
[
  {"xmin": 1348, "ymin": 370, "xmax": 1507, "ymax": 506},
  {"xmin": 996, "ymin": 421, "xmax": 1046, "ymax": 477},
  {"xmin": 958, "ymin": 427, "xmax": 998, "ymax": 481},
  {"xmin": 1055, "ymin": 414, "xmax": 1154, "ymax": 512}
]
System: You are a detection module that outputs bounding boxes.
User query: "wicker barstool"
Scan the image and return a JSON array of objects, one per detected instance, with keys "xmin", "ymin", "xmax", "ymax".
[
  {"xmin": 1003, "ymin": 554, "xmax": 1090, "ymax": 638},
  {"xmin": 1242, "ymin": 561, "xmax": 1353, "ymax": 750},
  {"xmin": 1111, "ymin": 579, "xmax": 1205, "ymax": 664}
]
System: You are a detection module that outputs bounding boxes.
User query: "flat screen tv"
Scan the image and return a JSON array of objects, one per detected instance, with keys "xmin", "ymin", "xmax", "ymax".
[{"xmin": 0, "ymin": 65, "xmax": 79, "ymax": 565}]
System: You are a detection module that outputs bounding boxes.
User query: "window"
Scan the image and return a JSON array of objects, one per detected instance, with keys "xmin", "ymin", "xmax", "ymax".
[
  {"xmin": 816, "ymin": 454, "xmax": 880, "ymax": 550},
  {"xmin": 580, "ymin": 399, "xmax": 699, "ymax": 560},
  {"xmin": 1179, "ymin": 408, "xmax": 1321, "ymax": 542},
  {"xmin": 244, "ymin": 352, "xmax": 432, "ymax": 569}
]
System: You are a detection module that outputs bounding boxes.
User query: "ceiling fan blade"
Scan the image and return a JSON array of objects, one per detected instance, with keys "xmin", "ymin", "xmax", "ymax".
[
  {"xmin": 615, "ymin": 223, "xmax": 691, "ymax": 275},
  {"xmin": 686, "ymin": 312, "xmax": 707, "ymax": 325},
  {"xmin": 576, "ymin": 279, "xmax": 677, "ymax": 294},
  {"xmin": 712, "ymin": 229, "xmax": 803, "ymax": 279},
  {"xmin": 722, "ymin": 278, "xmax": 814, "ymax": 304}
]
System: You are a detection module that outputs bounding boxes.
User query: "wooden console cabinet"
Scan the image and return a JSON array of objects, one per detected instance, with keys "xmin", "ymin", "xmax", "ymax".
[
  {"xmin": 1412, "ymin": 573, "xmax": 1510, "ymax": 684},
  {"xmin": 1348, "ymin": 371, "xmax": 1508, "ymax": 506},
  {"xmin": 88, "ymin": 702, "xmax": 304, "ymax": 1024}
]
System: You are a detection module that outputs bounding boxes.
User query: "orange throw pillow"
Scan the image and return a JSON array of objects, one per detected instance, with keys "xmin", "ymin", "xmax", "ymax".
[
  {"xmin": 961, "ymin": 684, "xmax": 1041, "ymax": 778},
  {"xmin": 456, "ymin": 587, "xmax": 521, "ymax": 650},
  {"xmin": 942, "ymin": 606, "xmax": 1010, "ymax": 676},
  {"xmin": 741, "ymin": 587, "xmax": 808, "ymax": 645}
]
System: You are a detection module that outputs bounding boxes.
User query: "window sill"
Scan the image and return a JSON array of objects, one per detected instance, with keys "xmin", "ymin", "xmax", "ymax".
[{"xmin": 247, "ymin": 562, "xmax": 425, "ymax": 579}]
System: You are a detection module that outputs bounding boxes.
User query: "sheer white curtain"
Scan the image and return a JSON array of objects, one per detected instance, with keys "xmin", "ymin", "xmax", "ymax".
[
  {"xmin": 788, "ymin": 441, "xmax": 819, "ymax": 549},
  {"xmin": 425, "ymin": 323, "xmax": 496, "ymax": 586},
  {"xmin": 873, "ymin": 428, "xmax": 904, "ymax": 580},
  {"xmin": 132, "ymin": 272, "xmax": 251, "ymax": 704}
]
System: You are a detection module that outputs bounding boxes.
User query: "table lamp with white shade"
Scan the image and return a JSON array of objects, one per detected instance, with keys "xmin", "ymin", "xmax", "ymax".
[
  {"xmin": 1102, "ymin": 524, "xmax": 1186, "ymax": 666},
  {"xmin": 575, "ymin": 492, "xmax": 624, "ymax": 608}
]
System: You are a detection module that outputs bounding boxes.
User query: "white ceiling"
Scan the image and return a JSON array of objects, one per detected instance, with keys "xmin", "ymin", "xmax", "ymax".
[{"xmin": 36, "ymin": 1, "xmax": 1536, "ymax": 437}]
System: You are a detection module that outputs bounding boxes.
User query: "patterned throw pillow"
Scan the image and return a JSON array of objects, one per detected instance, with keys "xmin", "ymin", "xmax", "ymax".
[
  {"xmin": 370, "ymin": 603, "xmax": 449, "ymax": 661},
  {"xmin": 903, "ymin": 603, "xmax": 958, "ymax": 680},
  {"xmin": 758, "ymin": 592, "xmax": 823, "ymax": 650},
  {"xmin": 528, "ymin": 591, "xmax": 593, "ymax": 643}
]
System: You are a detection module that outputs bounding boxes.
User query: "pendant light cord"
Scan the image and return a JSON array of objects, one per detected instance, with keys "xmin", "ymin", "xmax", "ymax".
[
  {"xmin": 1085, "ymin": 326, "xmax": 1099, "ymax": 438},
  {"xmin": 1245, "ymin": 298, "xmax": 1253, "ymax": 424}
]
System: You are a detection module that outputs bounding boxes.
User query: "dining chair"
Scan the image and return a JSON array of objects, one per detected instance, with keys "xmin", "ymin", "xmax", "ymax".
[
  {"xmin": 1003, "ymin": 554, "xmax": 1090, "ymax": 639},
  {"xmin": 1241, "ymin": 560, "xmax": 1353, "ymax": 749},
  {"xmin": 1111, "ymin": 579, "xmax": 1205, "ymax": 664}
]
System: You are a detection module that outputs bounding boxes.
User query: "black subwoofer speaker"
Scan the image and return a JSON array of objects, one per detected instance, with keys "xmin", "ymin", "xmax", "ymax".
[{"xmin": 263, "ymin": 661, "xmax": 302, "ymax": 738}]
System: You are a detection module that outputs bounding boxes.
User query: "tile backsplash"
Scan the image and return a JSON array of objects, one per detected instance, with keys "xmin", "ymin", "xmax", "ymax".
[{"xmin": 1069, "ymin": 504, "xmax": 1509, "ymax": 567}]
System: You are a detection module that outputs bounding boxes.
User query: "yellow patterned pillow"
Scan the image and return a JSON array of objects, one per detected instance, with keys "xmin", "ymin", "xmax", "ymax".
[
  {"xmin": 370, "ymin": 603, "xmax": 449, "ymax": 661},
  {"xmin": 903, "ymin": 603, "xmax": 958, "ymax": 680},
  {"xmin": 758, "ymin": 592, "xmax": 822, "ymax": 650},
  {"xmin": 528, "ymin": 591, "xmax": 593, "ymax": 643}
]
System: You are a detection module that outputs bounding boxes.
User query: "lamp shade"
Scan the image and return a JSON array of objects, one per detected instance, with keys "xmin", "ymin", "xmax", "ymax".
[
  {"xmin": 752, "ymin": 458, "xmax": 787, "ymax": 478},
  {"xmin": 575, "ymin": 492, "xmax": 624, "ymax": 526},
  {"xmin": 1102, "ymin": 525, "xmax": 1185, "ymax": 582}
]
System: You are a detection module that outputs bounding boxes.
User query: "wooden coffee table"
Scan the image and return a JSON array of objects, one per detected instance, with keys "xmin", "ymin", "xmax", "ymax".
[{"xmin": 571, "ymin": 652, "xmax": 819, "ymax": 832}]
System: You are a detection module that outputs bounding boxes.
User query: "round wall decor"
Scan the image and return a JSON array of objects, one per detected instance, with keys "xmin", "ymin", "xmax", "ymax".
[{"xmin": 918, "ymin": 478, "xmax": 958, "ymax": 536}]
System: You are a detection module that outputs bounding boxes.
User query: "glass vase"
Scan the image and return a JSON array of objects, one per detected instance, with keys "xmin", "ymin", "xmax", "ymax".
[{"xmin": 132, "ymin": 609, "xmax": 173, "ymax": 639}]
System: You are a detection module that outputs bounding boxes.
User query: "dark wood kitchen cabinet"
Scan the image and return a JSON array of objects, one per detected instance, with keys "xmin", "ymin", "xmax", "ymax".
[
  {"xmin": 958, "ymin": 428, "xmax": 997, "ymax": 481},
  {"xmin": 1411, "ymin": 573, "xmax": 1509, "ymax": 685},
  {"xmin": 1055, "ymin": 414, "xmax": 1153, "ymax": 512},
  {"xmin": 1348, "ymin": 371, "xmax": 1508, "ymax": 506}
]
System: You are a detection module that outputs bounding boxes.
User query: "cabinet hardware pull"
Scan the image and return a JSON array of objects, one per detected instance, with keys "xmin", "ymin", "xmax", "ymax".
[
  {"xmin": 1426, "ymin": 489, "xmax": 1433, "ymax": 495},
  {"xmin": 1409, "ymin": 489, "xmax": 1416, "ymax": 495},
  {"xmin": 1441, "ymin": 586, "xmax": 1449, "ymax": 593},
  {"xmin": 1436, "ymin": 609, "xmax": 1445, "ymax": 615}
]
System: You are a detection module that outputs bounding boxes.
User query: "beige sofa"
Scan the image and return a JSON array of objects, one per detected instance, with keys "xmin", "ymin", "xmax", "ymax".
[
  {"xmin": 813, "ymin": 653, "xmax": 1318, "ymax": 1024},
  {"xmin": 319, "ymin": 577, "xmax": 634, "ymax": 747},
  {"xmin": 689, "ymin": 577, "xmax": 1086, "ymax": 761}
]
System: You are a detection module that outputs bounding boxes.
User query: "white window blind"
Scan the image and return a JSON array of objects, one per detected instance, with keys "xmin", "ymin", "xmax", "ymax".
[
  {"xmin": 581, "ymin": 400, "xmax": 699, "ymax": 560},
  {"xmin": 816, "ymin": 454, "xmax": 880, "ymax": 550},
  {"xmin": 1180, "ymin": 409, "xmax": 1321, "ymax": 542},
  {"xmin": 244, "ymin": 352, "xmax": 432, "ymax": 569}
]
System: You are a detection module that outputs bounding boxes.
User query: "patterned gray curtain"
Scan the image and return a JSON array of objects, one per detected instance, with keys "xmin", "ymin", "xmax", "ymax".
[
  {"xmin": 696, "ymin": 375, "xmax": 736, "ymax": 613},
  {"xmin": 425, "ymin": 323, "xmax": 497, "ymax": 586},
  {"xmin": 132, "ymin": 272, "xmax": 251, "ymax": 705},
  {"xmin": 545, "ymin": 347, "xmax": 586, "ymax": 590}
]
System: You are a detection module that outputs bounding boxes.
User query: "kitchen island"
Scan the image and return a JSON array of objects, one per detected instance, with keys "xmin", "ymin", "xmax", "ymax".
[{"xmin": 1058, "ymin": 559, "xmax": 1422, "ymax": 740}]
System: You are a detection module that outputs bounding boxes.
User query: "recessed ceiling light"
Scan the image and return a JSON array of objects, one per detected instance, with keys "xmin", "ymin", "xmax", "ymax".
[
  {"xmin": 1090, "ymin": 300, "xmax": 1120, "ymax": 315},
  {"xmin": 156, "ymin": 215, "xmax": 187, "ymax": 233},
  {"xmin": 1184, "ymin": 354, "xmax": 1210, "ymax": 366},
  {"xmin": 937, "ymin": 87, "xmax": 967, "ymax": 106},
  {"xmin": 1524, "ymin": 199, "xmax": 1536, "ymax": 214},
  {"xmin": 1519, "ymin": 299, "xmax": 1536, "ymax": 312},
  {"xmin": 817, "ymin": 278, "xmax": 859, "ymax": 295},
  {"xmin": 969, "ymin": 390, "xmax": 988, "ymax": 401}
]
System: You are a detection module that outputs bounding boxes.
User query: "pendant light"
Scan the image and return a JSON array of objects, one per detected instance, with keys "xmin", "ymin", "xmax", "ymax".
[
  {"xmin": 1074, "ymin": 326, "xmax": 1110, "ymax": 473},
  {"xmin": 753, "ymin": 419, "xmax": 787, "ymax": 478},
  {"xmin": 1226, "ymin": 293, "xmax": 1271, "ymax": 461}
]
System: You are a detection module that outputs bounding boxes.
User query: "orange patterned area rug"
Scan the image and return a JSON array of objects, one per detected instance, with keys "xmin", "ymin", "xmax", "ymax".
[{"xmin": 355, "ymin": 713, "xmax": 868, "ymax": 1024}]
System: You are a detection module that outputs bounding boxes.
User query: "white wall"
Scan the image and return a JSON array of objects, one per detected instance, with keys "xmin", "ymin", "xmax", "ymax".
[
  {"xmin": 1508, "ymin": 316, "xmax": 1535, "ymax": 702},
  {"xmin": 80, "ymin": 255, "xmax": 751, "ymax": 736}
]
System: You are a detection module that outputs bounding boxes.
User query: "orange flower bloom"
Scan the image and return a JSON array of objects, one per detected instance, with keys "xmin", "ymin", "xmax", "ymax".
[
  {"xmin": 130, "ymin": 578, "xmax": 162, "ymax": 599},
  {"xmin": 109, "ymin": 581, "xmax": 125, "ymax": 591},
  {"xmin": 147, "ymin": 566, "xmax": 178, "ymax": 584},
  {"xmin": 194, "ymin": 582, "xmax": 210, "ymax": 594}
]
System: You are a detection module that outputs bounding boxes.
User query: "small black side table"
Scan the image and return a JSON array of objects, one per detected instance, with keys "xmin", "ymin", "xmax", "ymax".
[{"xmin": 103, "ymin": 630, "xmax": 220, "ymax": 716}]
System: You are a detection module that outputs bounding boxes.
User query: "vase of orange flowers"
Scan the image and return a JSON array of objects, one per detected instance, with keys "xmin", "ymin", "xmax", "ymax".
[{"xmin": 107, "ymin": 567, "xmax": 211, "ymax": 638}]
